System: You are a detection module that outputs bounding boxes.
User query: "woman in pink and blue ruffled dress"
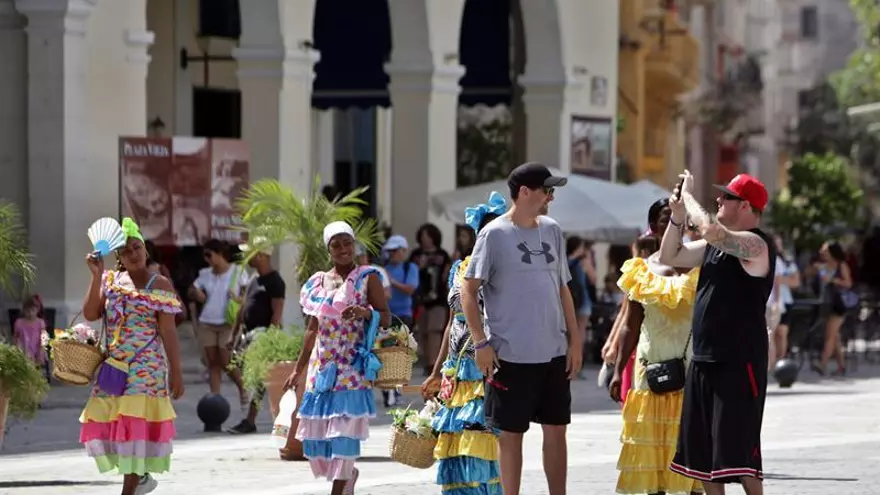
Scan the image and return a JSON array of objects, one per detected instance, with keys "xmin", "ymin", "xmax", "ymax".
[{"xmin": 285, "ymin": 221, "xmax": 391, "ymax": 495}]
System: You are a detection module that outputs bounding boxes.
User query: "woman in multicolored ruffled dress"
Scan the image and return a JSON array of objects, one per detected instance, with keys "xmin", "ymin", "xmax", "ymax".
[
  {"xmin": 609, "ymin": 201, "xmax": 702, "ymax": 495},
  {"xmin": 80, "ymin": 218, "xmax": 184, "ymax": 495},
  {"xmin": 421, "ymin": 192, "xmax": 506, "ymax": 495},
  {"xmin": 289, "ymin": 221, "xmax": 391, "ymax": 495}
]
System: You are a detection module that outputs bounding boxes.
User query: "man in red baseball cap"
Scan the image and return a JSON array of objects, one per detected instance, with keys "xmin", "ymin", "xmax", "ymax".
[{"xmin": 657, "ymin": 170, "xmax": 776, "ymax": 495}]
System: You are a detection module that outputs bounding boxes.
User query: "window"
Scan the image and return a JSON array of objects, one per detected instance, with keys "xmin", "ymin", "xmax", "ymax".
[
  {"xmin": 797, "ymin": 89, "xmax": 812, "ymax": 115},
  {"xmin": 193, "ymin": 88, "xmax": 241, "ymax": 138},
  {"xmin": 800, "ymin": 6, "xmax": 818, "ymax": 39},
  {"xmin": 198, "ymin": 0, "xmax": 240, "ymax": 39}
]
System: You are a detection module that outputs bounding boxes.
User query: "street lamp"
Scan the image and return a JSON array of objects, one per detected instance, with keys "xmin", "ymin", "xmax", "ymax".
[{"xmin": 148, "ymin": 116, "xmax": 165, "ymax": 137}]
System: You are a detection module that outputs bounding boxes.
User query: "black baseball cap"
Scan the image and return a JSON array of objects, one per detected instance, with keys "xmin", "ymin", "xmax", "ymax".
[{"xmin": 507, "ymin": 162, "xmax": 568, "ymax": 192}]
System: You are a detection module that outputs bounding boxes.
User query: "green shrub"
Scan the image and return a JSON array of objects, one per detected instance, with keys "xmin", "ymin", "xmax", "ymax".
[
  {"xmin": 237, "ymin": 325, "xmax": 305, "ymax": 395},
  {"xmin": 0, "ymin": 343, "xmax": 49, "ymax": 419}
]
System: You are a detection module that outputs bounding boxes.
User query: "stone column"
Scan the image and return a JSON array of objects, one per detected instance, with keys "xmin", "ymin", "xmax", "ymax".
[
  {"xmin": 385, "ymin": 0, "xmax": 465, "ymax": 249},
  {"xmin": 386, "ymin": 65, "xmax": 464, "ymax": 246},
  {"xmin": 520, "ymin": 74, "xmax": 583, "ymax": 174},
  {"xmin": 0, "ymin": 0, "xmax": 27, "ymax": 315},
  {"xmin": 15, "ymin": 0, "xmax": 95, "ymax": 324},
  {"xmin": 234, "ymin": 0, "xmax": 319, "ymax": 324}
]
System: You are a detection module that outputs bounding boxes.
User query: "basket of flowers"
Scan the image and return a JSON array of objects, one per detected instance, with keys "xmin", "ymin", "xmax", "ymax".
[
  {"xmin": 49, "ymin": 320, "xmax": 103, "ymax": 386},
  {"xmin": 388, "ymin": 400, "xmax": 440, "ymax": 469},
  {"xmin": 373, "ymin": 318, "xmax": 418, "ymax": 389}
]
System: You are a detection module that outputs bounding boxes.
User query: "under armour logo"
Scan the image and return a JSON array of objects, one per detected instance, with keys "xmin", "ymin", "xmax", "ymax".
[{"xmin": 516, "ymin": 241, "xmax": 555, "ymax": 264}]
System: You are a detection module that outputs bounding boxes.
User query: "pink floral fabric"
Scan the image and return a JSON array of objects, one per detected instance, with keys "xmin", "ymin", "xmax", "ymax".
[{"xmin": 299, "ymin": 265, "xmax": 375, "ymax": 393}]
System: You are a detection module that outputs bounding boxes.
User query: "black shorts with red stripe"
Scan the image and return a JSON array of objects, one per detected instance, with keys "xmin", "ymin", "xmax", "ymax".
[{"xmin": 670, "ymin": 358, "xmax": 767, "ymax": 484}]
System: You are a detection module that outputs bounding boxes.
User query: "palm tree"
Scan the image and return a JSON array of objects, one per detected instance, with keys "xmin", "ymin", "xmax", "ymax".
[
  {"xmin": 235, "ymin": 177, "xmax": 384, "ymax": 285},
  {"xmin": 0, "ymin": 201, "xmax": 35, "ymax": 299}
]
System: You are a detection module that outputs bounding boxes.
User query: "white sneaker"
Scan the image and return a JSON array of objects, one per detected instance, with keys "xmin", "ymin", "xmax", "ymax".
[{"xmin": 135, "ymin": 474, "xmax": 158, "ymax": 494}]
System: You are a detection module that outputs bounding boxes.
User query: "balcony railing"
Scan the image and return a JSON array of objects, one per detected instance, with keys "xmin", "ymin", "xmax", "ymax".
[{"xmin": 643, "ymin": 9, "xmax": 700, "ymax": 93}]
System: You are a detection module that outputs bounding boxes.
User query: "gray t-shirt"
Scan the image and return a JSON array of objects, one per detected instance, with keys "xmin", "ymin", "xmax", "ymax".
[{"xmin": 465, "ymin": 215, "xmax": 571, "ymax": 363}]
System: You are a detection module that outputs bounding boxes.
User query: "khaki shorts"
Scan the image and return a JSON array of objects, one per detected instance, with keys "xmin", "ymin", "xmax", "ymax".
[
  {"xmin": 417, "ymin": 305, "xmax": 449, "ymax": 335},
  {"xmin": 196, "ymin": 323, "xmax": 234, "ymax": 348}
]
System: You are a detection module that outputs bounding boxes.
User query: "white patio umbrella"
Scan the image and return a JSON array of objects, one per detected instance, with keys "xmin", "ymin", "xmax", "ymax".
[
  {"xmin": 430, "ymin": 171, "xmax": 660, "ymax": 244},
  {"xmin": 629, "ymin": 179, "xmax": 672, "ymax": 201}
]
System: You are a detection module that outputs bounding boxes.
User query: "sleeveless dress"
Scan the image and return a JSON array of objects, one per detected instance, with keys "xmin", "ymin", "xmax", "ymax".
[
  {"xmin": 433, "ymin": 257, "xmax": 501, "ymax": 495},
  {"xmin": 615, "ymin": 258, "xmax": 703, "ymax": 494},
  {"xmin": 79, "ymin": 270, "xmax": 182, "ymax": 475},
  {"xmin": 296, "ymin": 265, "xmax": 378, "ymax": 481}
]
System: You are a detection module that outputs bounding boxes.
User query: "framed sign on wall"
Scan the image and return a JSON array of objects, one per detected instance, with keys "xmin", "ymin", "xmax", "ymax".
[{"xmin": 570, "ymin": 115, "xmax": 613, "ymax": 181}]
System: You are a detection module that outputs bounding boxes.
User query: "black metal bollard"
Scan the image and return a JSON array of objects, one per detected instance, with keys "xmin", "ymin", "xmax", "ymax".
[
  {"xmin": 773, "ymin": 358, "xmax": 799, "ymax": 388},
  {"xmin": 196, "ymin": 393, "xmax": 230, "ymax": 432}
]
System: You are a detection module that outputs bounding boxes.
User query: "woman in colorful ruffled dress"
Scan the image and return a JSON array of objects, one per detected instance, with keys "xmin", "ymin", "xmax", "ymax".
[
  {"xmin": 80, "ymin": 218, "xmax": 184, "ymax": 495},
  {"xmin": 421, "ymin": 192, "xmax": 506, "ymax": 495},
  {"xmin": 288, "ymin": 221, "xmax": 390, "ymax": 495},
  {"xmin": 609, "ymin": 205, "xmax": 702, "ymax": 495}
]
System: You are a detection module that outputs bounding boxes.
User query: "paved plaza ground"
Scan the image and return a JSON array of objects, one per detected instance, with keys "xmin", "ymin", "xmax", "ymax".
[{"xmin": 1, "ymin": 326, "xmax": 878, "ymax": 494}]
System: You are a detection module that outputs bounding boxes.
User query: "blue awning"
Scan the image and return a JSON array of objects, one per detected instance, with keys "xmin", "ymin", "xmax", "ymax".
[
  {"xmin": 311, "ymin": 0, "xmax": 392, "ymax": 109},
  {"xmin": 459, "ymin": 0, "xmax": 512, "ymax": 107}
]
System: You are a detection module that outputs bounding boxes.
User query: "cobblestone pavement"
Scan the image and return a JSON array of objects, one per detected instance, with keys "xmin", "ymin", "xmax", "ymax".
[{"xmin": 2, "ymin": 347, "xmax": 879, "ymax": 494}]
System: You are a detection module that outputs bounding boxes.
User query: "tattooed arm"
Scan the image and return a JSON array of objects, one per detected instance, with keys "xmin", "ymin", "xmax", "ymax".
[
  {"xmin": 682, "ymin": 192, "xmax": 768, "ymax": 261},
  {"xmin": 658, "ymin": 215, "xmax": 707, "ymax": 268}
]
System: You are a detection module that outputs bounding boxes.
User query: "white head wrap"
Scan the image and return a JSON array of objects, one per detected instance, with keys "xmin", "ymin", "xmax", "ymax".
[{"xmin": 323, "ymin": 221, "xmax": 355, "ymax": 247}]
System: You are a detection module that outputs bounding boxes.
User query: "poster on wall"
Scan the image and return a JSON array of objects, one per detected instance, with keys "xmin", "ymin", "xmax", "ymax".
[
  {"xmin": 570, "ymin": 115, "xmax": 613, "ymax": 181},
  {"xmin": 119, "ymin": 136, "xmax": 250, "ymax": 247}
]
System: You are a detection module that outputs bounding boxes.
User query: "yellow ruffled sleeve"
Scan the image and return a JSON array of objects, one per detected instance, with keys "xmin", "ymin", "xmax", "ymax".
[{"xmin": 617, "ymin": 258, "xmax": 700, "ymax": 309}]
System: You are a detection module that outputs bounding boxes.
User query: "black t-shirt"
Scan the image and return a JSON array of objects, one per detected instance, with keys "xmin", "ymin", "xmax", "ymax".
[
  {"xmin": 409, "ymin": 248, "xmax": 451, "ymax": 307},
  {"xmin": 691, "ymin": 228, "xmax": 777, "ymax": 363},
  {"xmin": 241, "ymin": 270, "xmax": 286, "ymax": 330}
]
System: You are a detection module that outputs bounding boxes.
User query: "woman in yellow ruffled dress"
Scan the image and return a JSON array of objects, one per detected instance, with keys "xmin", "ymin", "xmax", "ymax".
[{"xmin": 609, "ymin": 234, "xmax": 702, "ymax": 495}]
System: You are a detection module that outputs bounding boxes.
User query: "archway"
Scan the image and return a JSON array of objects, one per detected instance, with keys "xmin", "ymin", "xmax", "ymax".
[
  {"xmin": 312, "ymin": 0, "xmax": 392, "ymax": 218},
  {"xmin": 456, "ymin": 0, "xmax": 526, "ymax": 187}
]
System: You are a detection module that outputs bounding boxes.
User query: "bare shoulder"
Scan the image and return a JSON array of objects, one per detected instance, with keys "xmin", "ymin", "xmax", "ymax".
[{"xmin": 151, "ymin": 275, "xmax": 175, "ymax": 292}]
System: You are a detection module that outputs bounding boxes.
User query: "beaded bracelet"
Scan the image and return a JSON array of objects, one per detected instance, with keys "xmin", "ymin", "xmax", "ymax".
[{"xmin": 474, "ymin": 339, "xmax": 490, "ymax": 350}]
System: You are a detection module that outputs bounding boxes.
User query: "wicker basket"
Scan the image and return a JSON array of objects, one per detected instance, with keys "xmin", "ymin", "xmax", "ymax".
[
  {"xmin": 51, "ymin": 340, "xmax": 103, "ymax": 386},
  {"xmin": 388, "ymin": 426, "xmax": 437, "ymax": 469},
  {"xmin": 374, "ymin": 347, "xmax": 415, "ymax": 389}
]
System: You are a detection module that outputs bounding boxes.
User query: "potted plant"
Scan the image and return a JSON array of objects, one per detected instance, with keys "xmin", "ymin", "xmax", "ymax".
[
  {"xmin": 235, "ymin": 178, "xmax": 384, "ymax": 460},
  {"xmin": 0, "ymin": 343, "xmax": 50, "ymax": 450},
  {"xmin": 237, "ymin": 325, "xmax": 305, "ymax": 418}
]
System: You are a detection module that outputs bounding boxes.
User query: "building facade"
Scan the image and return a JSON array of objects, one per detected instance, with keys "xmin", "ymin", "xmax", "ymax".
[
  {"xmin": 617, "ymin": 0, "xmax": 700, "ymax": 186},
  {"xmin": 0, "ymin": 0, "xmax": 619, "ymax": 323},
  {"xmin": 755, "ymin": 0, "xmax": 859, "ymax": 191}
]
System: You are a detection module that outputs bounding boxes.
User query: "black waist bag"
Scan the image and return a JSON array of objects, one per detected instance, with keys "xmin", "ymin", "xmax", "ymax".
[{"xmin": 643, "ymin": 332, "xmax": 691, "ymax": 394}]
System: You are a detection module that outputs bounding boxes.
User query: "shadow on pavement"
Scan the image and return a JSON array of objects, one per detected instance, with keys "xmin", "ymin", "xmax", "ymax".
[
  {"xmin": 0, "ymin": 481, "xmax": 117, "ymax": 488},
  {"xmin": 764, "ymin": 473, "xmax": 859, "ymax": 482}
]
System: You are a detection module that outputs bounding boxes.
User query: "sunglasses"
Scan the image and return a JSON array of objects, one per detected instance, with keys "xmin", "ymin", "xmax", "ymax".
[
  {"xmin": 543, "ymin": 187, "xmax": 555, "ymax": 195},
  {"xmin": 722, "ymin": 193, "xmax": 743, "ymax": 201}
]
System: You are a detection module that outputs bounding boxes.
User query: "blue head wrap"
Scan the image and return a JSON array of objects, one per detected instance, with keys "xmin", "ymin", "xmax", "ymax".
[{"xmin": 464, "ymin": 191, "xmax": 508, "ymax": 232}]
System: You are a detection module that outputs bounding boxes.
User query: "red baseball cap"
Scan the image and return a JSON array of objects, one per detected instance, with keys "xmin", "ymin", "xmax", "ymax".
[{"xmin": 713, "ymin": 174, "xmax": 768, "ymax": 212}]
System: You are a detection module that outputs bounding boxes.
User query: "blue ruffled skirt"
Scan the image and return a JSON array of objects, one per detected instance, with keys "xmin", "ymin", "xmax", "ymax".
[
  {"xmin": 296, "ymin": 388, "xmax": 376, "ymax": 481},
  {"xmin": 432, "ymin": 357, "xmax": 501, "ymax": 495}
]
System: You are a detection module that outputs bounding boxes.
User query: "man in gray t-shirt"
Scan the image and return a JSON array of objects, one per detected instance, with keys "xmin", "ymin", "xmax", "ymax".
[{"xmin": 461, "ymin": 162, "xmax": 583, "ymax": 495}]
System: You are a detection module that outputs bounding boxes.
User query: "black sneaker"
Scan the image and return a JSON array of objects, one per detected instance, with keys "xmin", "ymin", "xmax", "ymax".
[{"xmin": 226, "ymin": 420, "xmax": 257, "ymax": 434}]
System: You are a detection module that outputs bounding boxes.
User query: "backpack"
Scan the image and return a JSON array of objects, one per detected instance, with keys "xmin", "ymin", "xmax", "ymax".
[{"xmin": 568, "ymin": 259, "xmax": 586, "ymax": 310}]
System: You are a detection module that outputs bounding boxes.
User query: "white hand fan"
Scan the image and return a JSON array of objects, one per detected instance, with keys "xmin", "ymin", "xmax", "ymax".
[{"xmin": 87, "ymin": 217, "xmax": 126, "ymax": 257}]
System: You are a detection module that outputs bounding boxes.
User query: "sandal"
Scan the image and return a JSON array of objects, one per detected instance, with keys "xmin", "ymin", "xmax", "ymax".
[
  {"xmin": 278, "ymin": 448, "xmax": 303, "ymax": 461},
  {"xmin": 342, "ymin": 468, "xmax": 359, "ymax": 495}
]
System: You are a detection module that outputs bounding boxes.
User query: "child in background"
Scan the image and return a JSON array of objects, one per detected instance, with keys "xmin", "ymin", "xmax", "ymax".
[{"xmin": 14, "ymin": 296, "xmax": 48, "ymax": 367}]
